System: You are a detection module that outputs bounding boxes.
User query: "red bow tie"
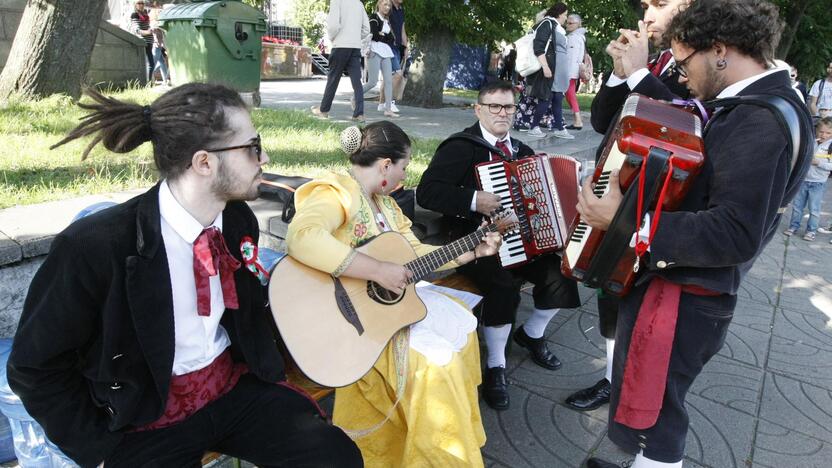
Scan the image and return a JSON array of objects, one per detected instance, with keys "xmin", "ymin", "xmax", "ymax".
[{"xmin": 192, "ymin": 227, "xmax": 241, "ymax": 316}]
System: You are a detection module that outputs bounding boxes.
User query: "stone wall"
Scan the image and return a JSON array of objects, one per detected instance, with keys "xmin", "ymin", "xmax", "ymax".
[{"xmin": 0, "ymin": 0, "xmax": 145, "ymax": 88}]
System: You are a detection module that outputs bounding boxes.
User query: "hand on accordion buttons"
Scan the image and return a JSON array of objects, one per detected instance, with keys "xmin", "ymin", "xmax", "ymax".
[
  {"xmin": 577, "ymin": 169, "xmax": 622, "ymax": 231},
  {"xmin": 475, "ymin": 191, "xmax": 503, "ymax": 216}
]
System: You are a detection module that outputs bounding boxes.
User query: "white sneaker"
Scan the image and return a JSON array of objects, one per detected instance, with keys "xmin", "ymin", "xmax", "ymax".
[
  {"xmin": 551, "ymin": 129, "xmax": 575, "ymax": 139},
  {"xmin": 528, "ymin": 127, "xmax": 546, "ymax": 137},
  {"xmin": 377, "ymin": 103, "xmax": 385, "ymax": 112},
  {"xmin": 390, "ymin": 100, "xmax": 401, "ymax": 113},
  {"xmin": 817, "ymin": 226, "xmax": 832, "ymax": 234}
]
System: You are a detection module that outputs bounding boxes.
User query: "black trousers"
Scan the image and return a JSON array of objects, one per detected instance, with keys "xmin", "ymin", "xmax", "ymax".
[
  {"xmin": 104, "ymin": 374, "xmax": 362, "ymax": 468},
  {"xmin": 144, "ymin": 44, "xmax": 154, "ymax": 82},
  {"xmin": 607, "ymin": 280, "xmax": 736, "ymax": 463},
  {"xmin": 598, "ymin": 290, "xmax": 620, "ymax": 339},
  {"xmin": 319, "ymin": 48, "xmax": 363, "ymax": 117},
  {"xmin": 457, "ymin": 253, "xmax": 580, "ymax": 327}
]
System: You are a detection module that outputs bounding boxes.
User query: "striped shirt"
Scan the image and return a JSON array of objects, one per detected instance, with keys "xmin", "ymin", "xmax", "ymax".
[{"xmin": 131, "ymin": 10, "xmax": 153, "ymax": 45}]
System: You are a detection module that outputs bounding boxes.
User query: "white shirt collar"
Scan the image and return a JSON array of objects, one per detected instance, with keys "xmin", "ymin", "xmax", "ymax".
[
  {"xmin": 716, "ymin": 67, "xmax": 785, "ymax": 99},
  {"xmin": 159, "ymin": 180, "xmax": 222, "ymax": 244},
  {"xmin": 479, "ymin": 123, "xmax": 511, "ymax": 150}
]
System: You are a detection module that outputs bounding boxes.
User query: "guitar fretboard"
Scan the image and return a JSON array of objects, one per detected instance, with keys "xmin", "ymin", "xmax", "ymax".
[{"xmin": 404, "ymin": 225, "xmax": 498, "ymax": 282}]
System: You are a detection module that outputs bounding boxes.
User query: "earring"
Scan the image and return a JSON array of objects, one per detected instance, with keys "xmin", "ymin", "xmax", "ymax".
[
  {"xmin": 716, "ymin": 58, "xmax": 727, "ymax": 70},
  {"xmin": 381, "ymin": 179, "xmax": 388, "ymax": 190}
]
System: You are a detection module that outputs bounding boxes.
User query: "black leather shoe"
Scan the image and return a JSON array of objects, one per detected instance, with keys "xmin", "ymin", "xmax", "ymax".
[
  {"xmin": 513, "ymin": 326, "xmax": 562, "ymax": 370},
  {"xmin": 586, "ymin": 458, "xmax": 622, "ymax": 468},
  {"xmin": 566, "ymin": 378, "xmax": 611, "ymax": 411},
  {"xmin": 565, "ymin": 124, "xmax": 583, "ymax": 130},
  {"xmin": 482, "ymin": 366, "xmax": 510, "ymax": 410}
]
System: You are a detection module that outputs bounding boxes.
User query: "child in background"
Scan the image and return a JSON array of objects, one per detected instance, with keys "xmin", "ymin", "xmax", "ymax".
[{"xmin": 785, "ymin": 117, "xmax": 832, "ymax": 241}]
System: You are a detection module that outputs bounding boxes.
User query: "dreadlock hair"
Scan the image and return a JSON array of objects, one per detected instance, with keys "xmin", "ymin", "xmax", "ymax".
[
  {"xmin": 665, "ymin": 0, "xmax": 784, "ymax": 67},
  {"xmin": 51, "ymin": 83, "xmax": 247, "ymax": 180}
]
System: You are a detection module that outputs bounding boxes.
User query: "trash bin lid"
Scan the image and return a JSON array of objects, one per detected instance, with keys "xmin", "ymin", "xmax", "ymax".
[
  {"xmin": 0, "ymin": 339, "xmax": 19, "ymax": 405},
  {"xmin": 159, "ymin": 0, "xmax": 266, "ymax": 27}
]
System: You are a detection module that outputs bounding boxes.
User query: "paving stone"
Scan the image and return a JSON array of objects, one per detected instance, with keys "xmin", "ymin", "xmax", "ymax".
[
  {"xmin": 546, "ymin": 308, "xmax": 606, "ymax": 360},
  {"xmin": 768, "ymin": 317, "xmax": 832, "ymax": 386},
  {"xmin": 510, "ymin": 342, "xmax": 608, "ymax": 408},
  {"xmin": 729, "ymin": 299, "xmax": 775, "ymax": 334},
  {"xmin": 777, "ymin": 271, "xmax": 832, "ymax": 315},
  {"xmin": 0, "ymin": 257, "xmax": 44, "ymax": 337},
  {"xmin": 759, "ymin": 372, "xmax": 832, "ymax": 442},
  {"xmin": 716, "ymin": 321, "xmax": 771, "ymax": 369},
  {"xmin": 752, "ymin": 420, "xmax": 832, "ymax": 468},
  {"xmin": 682, "ymin": 393, "xmax": 755, "ymax": 468},
  {"xmin": 481, "ymin": 384, "xmax": 606, "ymax": 468},
  {"xmin": 0, "ymin": 230, "xmax": 20, "ymax": 265},
  {"xmin": 689, "ymin": 355, "xmax": 764, "ymax": 416}
]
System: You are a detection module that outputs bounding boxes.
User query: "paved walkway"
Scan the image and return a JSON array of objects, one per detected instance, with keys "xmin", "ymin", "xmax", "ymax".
[
  {"xmin": 1, "ymin": 80, "xmax": 831, "ymax": 467},
  {"xmin": 260, "ymin": 80, "xmax": 832, "ymax": 467}
]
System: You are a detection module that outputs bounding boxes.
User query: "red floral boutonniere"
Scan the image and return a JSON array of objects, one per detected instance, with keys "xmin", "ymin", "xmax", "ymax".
[{"xmin": 240, "ymin": 236, "xmax": 270, "ymax": 286}]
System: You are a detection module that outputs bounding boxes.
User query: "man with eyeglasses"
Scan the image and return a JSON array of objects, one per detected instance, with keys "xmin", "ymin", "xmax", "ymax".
[
  {"xmin": 565, "ymin": 0, "xmax": 693, "ymax": 418},
  {"xmin": 7, "ymin": 83, "xmax": 362, "ymax": 467},
  {"xmin": 580, "ymin": 1, "xmax": 813, "ymax": 466},
  {"xmin": 417, "ymin": 80, "xmax": 581, "ymax": 411}
]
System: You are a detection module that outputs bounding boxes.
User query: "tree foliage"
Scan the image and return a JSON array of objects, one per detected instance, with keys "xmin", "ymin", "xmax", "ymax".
[
  {"xmin": 293, "ymin": 0, "xmax": 330, "ymax": 48},
  {"xmin": 773, "ymin": 0, "xmax": 832, "ymax": 83}
]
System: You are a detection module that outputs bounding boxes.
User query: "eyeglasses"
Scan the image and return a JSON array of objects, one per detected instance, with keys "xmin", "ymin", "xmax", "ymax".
[
  {"xmin": 479, "ymin": 103, "xmax": 516, "ymax": 115},
  {"xmin": 673, "ymin": 49, "xmax": 702, "ymax": 79},
  {"xmin": 206, "ymin": 134, "xmax": 263, "ymax": 162}
]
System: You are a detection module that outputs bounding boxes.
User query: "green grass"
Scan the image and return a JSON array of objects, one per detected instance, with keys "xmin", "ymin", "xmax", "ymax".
[
  {"xmin": 444, "ymin": 87, "xmax": 595, "ymax": 109},
  {"xmin": 0, "ymin": 89, "xmax": 441, "ymax": 209}
]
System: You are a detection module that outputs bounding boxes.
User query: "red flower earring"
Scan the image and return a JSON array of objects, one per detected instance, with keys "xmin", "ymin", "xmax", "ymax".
[{"xmin": 381, "ymin": 179, "xmax": 388, "ymax": 190}]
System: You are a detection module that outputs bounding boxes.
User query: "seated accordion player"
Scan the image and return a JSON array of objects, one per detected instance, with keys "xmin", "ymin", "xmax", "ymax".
[
  {"xmin": 561, "ymin": 94, "xmax": 706, "ymax": 295},
  {"xmin": 476, "ymin": 153, "xmax": 581, "ymax": 268}
]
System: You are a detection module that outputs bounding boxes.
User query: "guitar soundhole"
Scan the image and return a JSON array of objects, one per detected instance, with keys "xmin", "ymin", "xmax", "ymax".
[{"xmin": 367, "ymin": 281, "xmax": 405, "ymax": 305}]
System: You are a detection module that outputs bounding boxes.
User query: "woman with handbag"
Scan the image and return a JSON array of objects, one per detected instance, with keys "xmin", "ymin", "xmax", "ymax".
[
  {"xmin": 525, "ymin": 2, "xmax": 573, "ymax": 139},
  {"xmin": 565, "ymin": 13, "xmax": 586, "ymax": 129}
]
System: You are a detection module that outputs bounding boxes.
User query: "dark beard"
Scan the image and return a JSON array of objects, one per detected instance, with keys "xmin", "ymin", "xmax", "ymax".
[{"xmin": 212, "ymin": 160, "xmax": 260, "ymax": 202}]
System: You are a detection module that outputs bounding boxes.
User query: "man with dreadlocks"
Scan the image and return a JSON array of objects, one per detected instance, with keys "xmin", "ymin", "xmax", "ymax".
[{"xmin": 7, "ymin": 84, "xmax": 362, "ymax": 467}]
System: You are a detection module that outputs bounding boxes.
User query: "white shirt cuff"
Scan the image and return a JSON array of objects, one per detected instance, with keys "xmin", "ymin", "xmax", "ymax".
[
  {"xmin": 470, "ymin": 192, "xmax": 478, "ymax": 213},
  {"xmin": 626, "ymin": 68, "xmax": 651, "ymax": 91}
]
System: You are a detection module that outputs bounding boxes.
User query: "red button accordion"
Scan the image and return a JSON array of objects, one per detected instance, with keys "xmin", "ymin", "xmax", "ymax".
[
  {"xmin": 561, "ymin": 94, "xmax": 706, "ymax": 295},
  {"xmin": 476, "ymin": 154, "xmax": 581, "ymax": 268}
]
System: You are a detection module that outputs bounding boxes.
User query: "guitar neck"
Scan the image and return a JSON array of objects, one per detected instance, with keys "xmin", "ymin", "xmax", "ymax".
[{"xmin": 405, "ymin": 225, "xmax": 497, "ymax": 283}]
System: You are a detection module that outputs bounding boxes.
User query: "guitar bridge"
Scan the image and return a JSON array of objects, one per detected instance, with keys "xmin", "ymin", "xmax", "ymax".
[{"xmin": 332, "ymin": 277, "xmax": 364, "ymax": 335}]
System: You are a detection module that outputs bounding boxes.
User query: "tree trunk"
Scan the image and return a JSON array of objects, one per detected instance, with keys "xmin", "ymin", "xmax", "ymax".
[
  {"xmin": 0, "ymin": 0, "xmax": 108, "ymax": 100},
  {"xmin": 776, "ymin": 0, "xmax": 810, "ymax": 59},
  {"xmin": 401, "ymin": 27, "xmax": 454, "ymax": 108}
]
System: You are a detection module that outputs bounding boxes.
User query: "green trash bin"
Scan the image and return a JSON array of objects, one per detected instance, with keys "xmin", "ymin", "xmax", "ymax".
[{"xmin": 159, "ymin": 1, "xmax": 266, "ymax": 102}]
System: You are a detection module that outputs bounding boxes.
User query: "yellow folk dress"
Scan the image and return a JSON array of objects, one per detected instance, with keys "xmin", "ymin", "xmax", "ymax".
[{"xmin": 286, "ymin": 173, "xmax": 486, "ymax": 467}]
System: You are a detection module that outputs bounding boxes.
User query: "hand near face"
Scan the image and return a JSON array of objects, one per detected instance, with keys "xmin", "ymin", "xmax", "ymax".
[
  {"xmin": 617, "ymin": 21, "xmax": 650, "ymax": 78},
  {"xmin": 576, "ymin": 169, "xmax": 623, "ymax": 231}
]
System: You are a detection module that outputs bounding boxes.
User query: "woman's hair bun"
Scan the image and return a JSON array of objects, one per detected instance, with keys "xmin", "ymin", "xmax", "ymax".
[{"xmin": 340, "ymin": 126, "xmax": 363, "ymax": 155}]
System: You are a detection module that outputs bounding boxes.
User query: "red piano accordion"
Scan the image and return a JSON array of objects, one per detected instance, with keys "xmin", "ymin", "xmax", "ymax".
[
  {"xmin": 561, "ymin": 94, "xmax": 706, "ymax": 295},
  {"xmin": 476, "ymin": 154, "xmax": 580, "ymax": 268}
]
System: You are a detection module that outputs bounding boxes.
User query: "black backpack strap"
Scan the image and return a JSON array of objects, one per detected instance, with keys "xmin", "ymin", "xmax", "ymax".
[
  {"xmin": 435, "ymin": 132, "xmax": 510, "ymax": 161},
  {"xmin": 704, "ymin": 94, "xmax": 811, "ymax": 210}
]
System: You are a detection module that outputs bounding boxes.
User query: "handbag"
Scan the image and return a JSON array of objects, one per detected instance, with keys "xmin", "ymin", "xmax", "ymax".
[
  {"xmin": 579, "ymin": 52, "xmax": 593, "ymax": 83},
  {"xmin": 514, "ymin": 19, "xmax": 552, "ymax": 78}
]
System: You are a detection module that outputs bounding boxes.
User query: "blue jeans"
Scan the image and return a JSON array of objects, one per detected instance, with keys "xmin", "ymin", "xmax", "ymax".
[
  {"xmin": 152, "ymin": 45, "xmax": 169, "ymax": 82},
  {"xmin": 788, "ymin": 180, "xmax": 827, "ymax": 232}
]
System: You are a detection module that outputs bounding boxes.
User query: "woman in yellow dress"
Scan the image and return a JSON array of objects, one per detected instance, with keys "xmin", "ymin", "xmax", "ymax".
[{"xmin": 285, "ymin": 122, "xmax": 501, "ymax": 467}]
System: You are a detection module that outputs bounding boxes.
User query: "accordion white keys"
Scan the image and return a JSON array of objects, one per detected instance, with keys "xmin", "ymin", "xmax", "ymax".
[{"xmin": 475, "ymin": 154, "xmax": 581, "ymax": 268}]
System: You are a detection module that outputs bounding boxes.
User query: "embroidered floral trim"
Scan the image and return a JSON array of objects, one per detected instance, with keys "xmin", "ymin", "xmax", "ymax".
[{"xmin": 333, "ymin": 249, "xmax": 357, "ymax": 277}]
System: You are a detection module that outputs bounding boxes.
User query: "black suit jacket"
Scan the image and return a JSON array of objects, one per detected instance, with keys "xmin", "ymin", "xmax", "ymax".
[
  {"xmin": 590, "ymin": 60, "xmax": 691, "ymax": 136},
  {"xmin": 416, "ymin": 122, "xmax": 535, "ymax": 240},
  {"xmin": 642, "ymin": 70, "xmax": 813, "ymax": 294},
  {"xmin": 7, "ymin": 184, "xmax": 284, "ymax": 467}
]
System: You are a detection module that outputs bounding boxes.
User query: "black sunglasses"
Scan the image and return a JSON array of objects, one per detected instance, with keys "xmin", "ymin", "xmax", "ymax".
[
  {"xmin": 673, "ymin": 50, "xmax": 702, "ymax": 79},
  {"xmin": 206, "ymin": 134, "xmax": 263, "ymax": 161}
]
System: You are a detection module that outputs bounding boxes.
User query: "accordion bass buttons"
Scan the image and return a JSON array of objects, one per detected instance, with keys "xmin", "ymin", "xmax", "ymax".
[{"xmin": 656, "ymin": 260, "xmax": 668, "ymax": 269}]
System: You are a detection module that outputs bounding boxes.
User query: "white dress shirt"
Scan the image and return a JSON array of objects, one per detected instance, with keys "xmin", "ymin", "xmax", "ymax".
[
  {"xmin": 471, "ymin": 124, "xmax": 514, "ymax": 212},
  {"xmin": 159, "ymin": 180, "xmax": 232, "ymax": 376}
]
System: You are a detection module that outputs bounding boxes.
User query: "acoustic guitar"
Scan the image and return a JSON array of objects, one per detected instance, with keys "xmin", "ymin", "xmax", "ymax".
[{"xmin": 269, "ymin": 211, "xmax": 517, "ymax": 388}]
